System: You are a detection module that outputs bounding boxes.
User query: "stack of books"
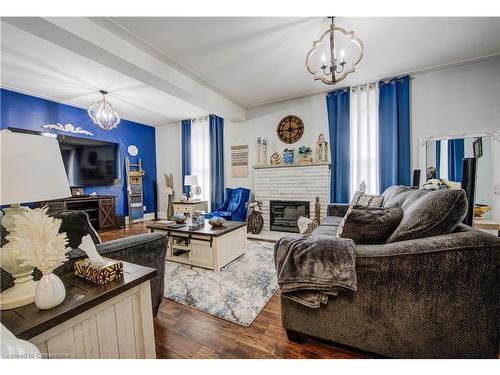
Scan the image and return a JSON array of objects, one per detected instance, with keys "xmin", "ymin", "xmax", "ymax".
[{"xmin": 155, "ymin": 220, "xmax": 176, "ymax": 227}]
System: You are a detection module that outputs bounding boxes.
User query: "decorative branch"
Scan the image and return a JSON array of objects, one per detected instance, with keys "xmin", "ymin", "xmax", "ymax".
[{"xmin": 4, "ymin": 207, "xmax": 70, "ymax": 274}]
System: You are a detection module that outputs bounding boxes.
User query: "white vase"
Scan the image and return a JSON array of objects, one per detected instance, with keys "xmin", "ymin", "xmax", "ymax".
[{"xmin": 35, "ymin": 273, "xmax": 66, "ymax": 310}]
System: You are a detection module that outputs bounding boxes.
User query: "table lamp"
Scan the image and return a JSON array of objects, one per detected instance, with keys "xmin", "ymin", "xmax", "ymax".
[
  {"xmin": 183, "ymin": 175, "xmax": 199, "ymax": 202},
  {"xmin": 0, "ymin": 129, "xmax": 71, "ymax": 310}
]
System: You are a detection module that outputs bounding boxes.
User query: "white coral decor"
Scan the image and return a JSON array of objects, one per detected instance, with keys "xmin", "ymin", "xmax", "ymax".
[{"xmin": 4, "ymin": 207, "xmax": 70, "ymax": 274}]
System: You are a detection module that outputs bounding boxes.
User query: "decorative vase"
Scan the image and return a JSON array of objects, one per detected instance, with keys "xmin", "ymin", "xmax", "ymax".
[
  {"xmin": 247, "ymin": 211, "xmax": 264, "ymax": 234},
  {"xmin": 208, "ymin": 216, "xmax": 226, "ymax": 227},
  {"xmin": 35, "ymin": 273, "xmax": 66, "ymax": 310},
  {"xmin": 283, "ymin": 149, "xmax": 294, "ymax": 164},
  {"xmin": 167, "ymin": 194, "xmax": 174, "ymax": 220},
  {"xmin": 172, "ymin": 212, "xmax": 187, "ymax": 224}
]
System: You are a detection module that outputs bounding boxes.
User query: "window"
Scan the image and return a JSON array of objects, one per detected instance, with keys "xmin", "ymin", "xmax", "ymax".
[
  {"xmin": 349, "ymin": 84, "xmax": 379, "ymax": 195},
  {"xmin": 190, "ymin": 118, "xmax": 211, "ymax": 208}
]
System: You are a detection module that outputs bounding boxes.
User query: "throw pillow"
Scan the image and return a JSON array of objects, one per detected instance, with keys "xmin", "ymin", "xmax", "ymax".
[
  {"xmin": 297, "ymin": 216, "xmax": 318, "ymax": 235},
  {"xmin": 386, "ymin": 189, "xmax": 468, "ymax": 243},
  {"xmin": 336, "ymin": 205, "xmax": 354, "ymax": 238},
  {"xmin": 337, "ymin": 205, "xmax": 403, "ymax": 244},
  {"xmin": 351, "ymin": 191, "xmax": 384, "ymax": 207}
]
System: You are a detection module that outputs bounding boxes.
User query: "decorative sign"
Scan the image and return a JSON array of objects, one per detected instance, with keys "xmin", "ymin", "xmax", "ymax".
[
  {"xmin": 41, "ymin": 123, "xmax": 93, "ymax": 136},
  {"xmin": 231, "ymin": 144, "xmax": 248, "ymax": 178},
  {"xmin": 277, "ymin": 115, "xmax": 304, "ymax": 144},
  {"xmin": 128, "ymin": 145, "xmax": 139, "ymax": 156}
]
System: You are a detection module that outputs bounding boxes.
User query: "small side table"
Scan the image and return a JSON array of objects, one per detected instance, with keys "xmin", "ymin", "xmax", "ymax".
[
  {"xmin": 474, "ymin": 219, "xmax": 500, "ymax": 237},
  {"xmin": 173, "ymin": 200, "xmax": 209, "ymax": 217},
  {"xmin": 0, "ymin": 261, "xmax": 157, "ymax": 359}
]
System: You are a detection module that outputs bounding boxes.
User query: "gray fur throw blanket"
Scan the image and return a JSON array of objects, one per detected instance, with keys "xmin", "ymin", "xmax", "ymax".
[{"xmin": 274, "ymin": 235, "xmax": 357, "ymax": 308}]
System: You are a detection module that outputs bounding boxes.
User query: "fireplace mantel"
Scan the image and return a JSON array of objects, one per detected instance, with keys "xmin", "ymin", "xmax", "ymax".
[{"xmin": 253, "ymin": 162, "xmax": 330, "ymax": 170}]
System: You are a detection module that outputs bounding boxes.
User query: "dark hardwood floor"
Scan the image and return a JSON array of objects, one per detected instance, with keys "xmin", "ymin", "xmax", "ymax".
[{"xmin": 99, "ymin": 222, "xmax": 369, "ymax": 359}]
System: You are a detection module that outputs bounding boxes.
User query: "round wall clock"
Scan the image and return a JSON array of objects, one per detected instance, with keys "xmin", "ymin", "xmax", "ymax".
[{"xmin": 276, "ymin": 115, "xmax": 304, "ymax": 144}]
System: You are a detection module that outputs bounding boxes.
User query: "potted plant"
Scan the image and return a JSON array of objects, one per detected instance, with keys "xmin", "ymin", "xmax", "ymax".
[{"xmin": 298, "ymin": 146, "xmax": 313, "ymax": 164}]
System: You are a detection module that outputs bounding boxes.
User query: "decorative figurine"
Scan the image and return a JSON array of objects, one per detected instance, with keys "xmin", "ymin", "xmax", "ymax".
[
  {"xmin": 164, "ymin": 173, "xmax": 175, "ymax": 220},
  {"xmin": 314, "ymin": 196, "xmax": 321, "ymax": 224}
]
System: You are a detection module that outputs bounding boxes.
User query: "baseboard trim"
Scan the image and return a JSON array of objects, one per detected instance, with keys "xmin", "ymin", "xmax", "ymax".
[{"xmin": 125, "ymin": 212, "xmax": 156, "ymax": 223}]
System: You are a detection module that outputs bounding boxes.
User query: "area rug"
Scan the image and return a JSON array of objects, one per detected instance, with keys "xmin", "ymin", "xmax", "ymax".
[{"xmin": 164, "ymin": 241, "xmax": 278, "ymax": 326}]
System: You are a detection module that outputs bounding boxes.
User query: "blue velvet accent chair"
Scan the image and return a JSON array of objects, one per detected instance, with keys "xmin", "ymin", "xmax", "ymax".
[{"xmin": 204, "ymin": 187, "xmax": 250, "ymax": 222}]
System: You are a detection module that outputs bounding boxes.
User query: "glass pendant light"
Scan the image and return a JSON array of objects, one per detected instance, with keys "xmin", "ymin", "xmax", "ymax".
[{"xmin": 88, "ymin": 90, "xmax": 120, "ymax": 131}]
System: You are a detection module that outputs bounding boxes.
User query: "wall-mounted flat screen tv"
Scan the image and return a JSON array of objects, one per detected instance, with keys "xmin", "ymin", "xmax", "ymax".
[
  {"xmin": 8, "ymin": 128, "xmax": 121, "ymax": 188},
  {"xmin": 57, "ymin": 135, "xmax": 121, "ymax": 187}
]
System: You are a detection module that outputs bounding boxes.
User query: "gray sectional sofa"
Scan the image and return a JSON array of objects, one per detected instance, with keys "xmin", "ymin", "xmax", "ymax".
[{"xmin": 280, "ymin": 186, "xmax": 500, "ymax": 358}]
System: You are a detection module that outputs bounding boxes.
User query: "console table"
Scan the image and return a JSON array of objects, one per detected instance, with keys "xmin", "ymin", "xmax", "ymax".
[
  {"xmin": 474, "ymin": 219, "xmax": 500, "ymax": 237},
  {"xmin": 40, "ymin": 195, "xmax": 117, "ymax": 230},
  {"xmin": 173, "ymin": 200, "xmax": 209, "ymax": 217},
  {"xmin": 0, "ymin": 261, "xmax": 157, "ymax": 359}
]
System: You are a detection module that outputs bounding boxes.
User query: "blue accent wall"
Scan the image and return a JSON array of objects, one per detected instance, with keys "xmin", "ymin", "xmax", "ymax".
[{"xmin": 1, "ymin": 88, "xmax": 157, "ymax": 217}]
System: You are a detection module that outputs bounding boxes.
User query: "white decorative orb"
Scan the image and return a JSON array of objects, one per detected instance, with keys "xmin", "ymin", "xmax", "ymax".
[{"xmin": 128, "ymin": 145, "xmax": 139, "ymax": 156}]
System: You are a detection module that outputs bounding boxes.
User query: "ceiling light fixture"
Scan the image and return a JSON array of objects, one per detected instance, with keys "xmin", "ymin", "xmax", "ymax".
[
  {"xmin": 88, "ymin": 90, "xmax": 120, "ymax": 131},
  {"xmin": 306, "ymin": 17, "xmax": 364, "ymax": 85}
]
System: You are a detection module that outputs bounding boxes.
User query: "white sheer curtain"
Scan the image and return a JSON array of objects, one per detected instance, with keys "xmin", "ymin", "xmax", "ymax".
[
  {"xmin": 350, "ymin": 84, "xmax": 379, "ymax": 196},
  {"xmin": 190, "ymin": 117, "xmax": 211, "ymax": 208},
  {"xmin": 439, "ymin": 141, "xmax": 449, "ymax": 180}
]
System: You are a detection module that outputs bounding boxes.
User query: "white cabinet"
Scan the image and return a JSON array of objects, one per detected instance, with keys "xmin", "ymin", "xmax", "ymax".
[{"xmin": 30, "ymin": 281, "xmax": 156, "ymax": 359}]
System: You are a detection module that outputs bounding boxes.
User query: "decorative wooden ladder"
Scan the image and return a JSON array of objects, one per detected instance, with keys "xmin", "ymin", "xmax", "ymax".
[{"xmin": 125, "ymin": 157, "xmax": 145, "ymax": 224}]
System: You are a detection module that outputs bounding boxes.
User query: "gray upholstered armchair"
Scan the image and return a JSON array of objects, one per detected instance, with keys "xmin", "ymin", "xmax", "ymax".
[{"xmin": 1, "ymin": 210, "xmax": 167, "ymax": 317}]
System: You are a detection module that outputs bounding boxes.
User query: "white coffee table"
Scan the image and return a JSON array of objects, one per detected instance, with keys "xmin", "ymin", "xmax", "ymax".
[{"xmin": 148, "ymin": 220, "xmax": 247, "ymax": 271}]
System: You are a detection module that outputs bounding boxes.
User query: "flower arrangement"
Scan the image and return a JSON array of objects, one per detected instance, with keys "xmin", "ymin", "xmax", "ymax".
[
  {"xmin": 4, "ymin": 207, "xmax": 70, "ymax": 274},
  {"xmin": 423, "ymin": 178, "xmax": 461, "ymax": 191},
  {"xmin": 298, "ymin": 146, "xmax": 312, "ymax": 156},
  {"xmin": 248, "ymin": 200, "xmax": 263, "ymax": 213}
]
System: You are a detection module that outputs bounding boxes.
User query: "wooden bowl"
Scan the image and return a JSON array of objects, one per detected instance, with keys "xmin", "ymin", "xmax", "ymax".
[{"xmin": 474, "ymin": 204, "xmax": 492, "ymax": 218}]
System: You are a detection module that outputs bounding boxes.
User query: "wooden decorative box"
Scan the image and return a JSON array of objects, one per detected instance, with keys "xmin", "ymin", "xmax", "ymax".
[{"xmin": 74, "ymin": 257, "xmax": 124, "ymax": 285}]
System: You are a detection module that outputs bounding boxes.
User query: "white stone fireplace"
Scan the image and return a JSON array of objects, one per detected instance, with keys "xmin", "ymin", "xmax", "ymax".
[{"xmin": 253, "ymin": 163, "xmax": 330, "ymax": 231}]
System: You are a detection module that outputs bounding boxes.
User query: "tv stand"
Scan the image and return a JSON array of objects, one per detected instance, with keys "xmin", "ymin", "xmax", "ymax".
[{"xmin": 40, "ymin": 195, "xmax": 117, "ymax": 231}]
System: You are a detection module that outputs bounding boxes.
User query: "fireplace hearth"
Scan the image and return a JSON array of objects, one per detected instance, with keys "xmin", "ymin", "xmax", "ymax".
[{"xmin": 270, "ymin": 200, "xmax": 310, "ymax": 233}]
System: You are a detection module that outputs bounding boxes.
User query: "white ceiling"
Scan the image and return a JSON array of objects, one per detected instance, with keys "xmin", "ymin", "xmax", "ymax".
[
  {"xmin": 109, "ymin": 17, "xmax": 500, "ymax": 107},
  {"xmin": 0, "ymin": 21, "xmax": 206, "ymax": 126},
  {"xmin": 1, "ymin": 17, "xmax": 499, "ymax": 126}
]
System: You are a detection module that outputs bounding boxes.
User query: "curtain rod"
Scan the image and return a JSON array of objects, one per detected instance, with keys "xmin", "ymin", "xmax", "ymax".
[
  {"xmin": 191, "ymin": 115, "xmax": 209, "ymax": 123},
  {"xmin": 353, "ymin": 76, "xmax": 414, "ymax": 89},
  {"xmin": 332, "ymin": 76, "xmax": 415, "ymax": 93}
]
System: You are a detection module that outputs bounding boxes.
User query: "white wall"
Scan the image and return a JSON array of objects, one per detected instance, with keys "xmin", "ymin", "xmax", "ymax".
[
  {"xmin": 411, "ymin": 57, "xmax": 500, "ymax": 169},
  {"xmin": 224, "ymin": 93, "xmax": 329, "ymax": 197},
  {"xmin": 155, "ymin": 122, "xmax": 182, "ymax": 219},
  {"xmin": 155, "ymin": 57, "xmax": 500, "ymax": 213}
]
